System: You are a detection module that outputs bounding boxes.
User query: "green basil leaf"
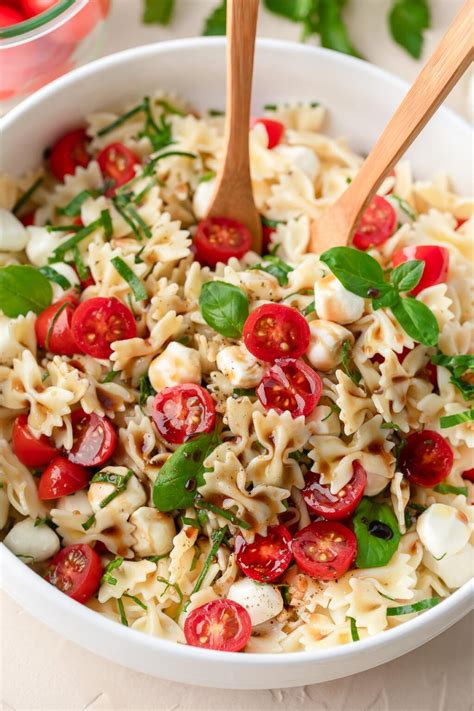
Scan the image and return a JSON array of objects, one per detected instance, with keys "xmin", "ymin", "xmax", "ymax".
[
  {"xmin": 391, "ymin": 297, "xmax": 439, "ymax": 346},
  {"xmin": 12, "ymin": 177, "xmax": 44, "ymax": 216},
  {"xmin": 138, "ymin": 373, "xmax": 156, "ymax": 407},
  {"xmin": 249, "ymin": 255, "xmax": 293, "ymax": 286},
  {"xmin": 320, "ymin": 246, "xmax": 385, "ymax": 298},
  {"xmin": 431, "ymin": 353, "xmax": 474, "ymax": 401},
  {"xmin": 439, "ymin": 409, "xmax": 474, "ymax": 429},
  {"xmin": 372, "ymin": 288, "xmax": 400, "ymax": 311},
  {"xmin": 387, "ymin": 596, "xmax": 440, "ymax": 616},
  {"xmin": 315, "ymin": 0, "xmax": 362, "ymax": 57},
  {"xmin": 0, "ymin": 265, "xmax": 52, "ymax": 317},
  {"xmin": 202, "ymin": 0, "xmax": 226, "ymax": 35},
  {"xmin": 38, "ymin": 266, "xmax": 72, "ymax": 291},
  {"xmin": 57, "ymin": 189, "xmax": 100, "ymax": 217},
  {"xmin": 199, "ymin": 281, "xmax": 249, "ymax": 339},
  {"xmin": 353, "ymin": 498, "xmax": 401, "ymax": 568},
  {"xmin": 341, "ymin": 339, "xmax": 362, "ymax": 385},
  {"xmin": 153, "ymin": 431, "xmax": 221, "ymax": 512},
  {"xmin": 349, "ymin": 616, "xmax": 360, "ymax": 642},
  {"xmin": 111, "ymin": 256, "xmax": 147, "ymax": 301},
  {"xmin": 143, "ymin": 0, "xmax": 175, "ymax": 24},
  {"xmin": 433, "ymin": 483, "xmax": 468, "ymax": 497},
  {"xmin": 390, "ymin": 259, "xmax": 424, "ymax": 292},
  {"xmin": 389, "ymin": 0, "xmax": 430, "ymax": 59}
]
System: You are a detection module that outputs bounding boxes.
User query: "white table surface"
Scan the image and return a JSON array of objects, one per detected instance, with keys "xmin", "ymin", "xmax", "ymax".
[{"xmin": 1, "ymin": 1, "xmax": 473, "ymax": 708}]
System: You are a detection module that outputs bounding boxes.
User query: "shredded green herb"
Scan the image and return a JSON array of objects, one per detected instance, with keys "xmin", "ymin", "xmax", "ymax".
[
  {"xmin": 341, "ymin": 339, "xmax": 362, "ymax": 385},
  {"xmin": 190, "ymin": 526, "xmax": 228, "ymax": 597},
  {"xmin": 123, "ymin": 593, "xmax": 148, "ymax": 610},
  {"xmin": 56, "ymin": 189, "xmax": 101, "ymax": 217},
  {"xmin": 433, "ymin": 483, "xmax": 468, "ymax": 497},
  {"xmin": 138, "ymin": 374, "xmax": 156, "ymax": 407},
  {"xmin": 117, "ymin": 597, "xmax": 128, "ymax": 626},
  {"xmin": 45, "ymin": 301, "xmax": 70, "ymax": 351},
  {"xmin": 38, "ymin": 266, "xmax": 72, "ymax": 291},
  {"xmin": 387, "ymin": 597, "xmax": 441, "ymax": 616},
  {"xmin": 349, "ymin": 616, "xmax": 360, "ymax": 642},
  {"xmin": 194, "ymin": 497, "xmax": 251, "ymax": 530},
  {"xmin": 440, "ymin": 409, "xmax": 474, "ymax": 429},
  {"xmin": 101, "ymin": 557, "xmax": 124, "ymax": 586},
  {"xmin": 12, "ymin": 177, "xmax": 44, "ymax": 215},
  {"xmin": 111, "ymin": 256, "xmax": 147, "ymax": 301}
]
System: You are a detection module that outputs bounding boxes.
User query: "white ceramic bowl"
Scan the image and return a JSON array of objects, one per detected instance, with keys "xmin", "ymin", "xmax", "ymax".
[{"xmin": 1, "ymin": 38, "xmax": 473, "ymax": 689}]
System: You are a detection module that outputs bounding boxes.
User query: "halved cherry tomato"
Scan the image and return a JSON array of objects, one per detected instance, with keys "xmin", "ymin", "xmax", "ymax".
[
  {"xmin": 302, "ymin": 463, "xmax": 367, "ymax": 521},
  {"xmin": 184, "ymin": 599, "xmax": 252, "ymax": 652},
  {"xmin": 292, "ymin": 521, "xmax": 357, "ymax": 580},
  {"xmin": 97, "ymin": 143, "xmax": 140, "ymax": 196},
  {"xmin": 20, "ymin": 0, "xmax": 57, "ymax": 18},
  {"xmin": 352, "ymin": 195, "xmax": 397, "ymax": 250},
  {"xmin": 257, "ymin": 357, "xmax": 321, "ymax": 417},
  {"xmin": 262, "ymin": 224, "xmax": 275, "ymax": 253},
  {"xmin": 12, "ymin": 414, "xmax": 57, "ymax": 467},
  {"xmin": 193, "ymin": 217, "xmax": 252, "ymax": 267},
  {"xmin": 462, "ymin": 468, "xmax": 474, "ymax": 482},
  {"xmin": 45, "ymin": 543, "xmax": 102, "ymax": 603},
  {"xmin": 49, "ymin": 128, "xmax": 91, "ymax": 182},
  {"xmin": 71, "ymin": 297, "xmax": 136, "ymax": 359},
  {"xmin": 38, "ymin": 456, "xmax": 90, "ymax": 500},
  {"xmin": 392, "ymin": 245, "xmax": 449, "ymax": 295},
  {"xmin": 235, "ymin": 524, "xmax": 292, "ymax": 582},
  {"xmin": 35, "ymin": 295, "xmax": 79, "ymax": 356},
  {"xmin": 152, "ymin": 384, "xmax": 216, "ymax": 444},
  {"xmin": 0, "ymin": 4, "xmax": 25, "ymax": 26},
  {"xmin": 68, "ymin": 409, "xmax": 117, "ymax": 467},
  {"xmin": 20, "ymin": 211, "xmax": 35, "ymax": 226},
  {"xmin": 399, "ymin": 430, "xmax": 453, "ymax": 487},
  {"xmin": 455, "ymin": 218, "xmax": 467, "ymax": 230},
  {"xmin": 243, "ymin": 304, "xmax": 310, "ymax": 362},
  {"xmin": 251, "ymin": 118, "xmax": 285, "ymax": 149}
]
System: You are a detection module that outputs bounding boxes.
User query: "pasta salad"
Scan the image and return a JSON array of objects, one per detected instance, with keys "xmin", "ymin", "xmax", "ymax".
[{"xmin": 0, "ymin": 94, "xmax": 473, "ymax": 653}]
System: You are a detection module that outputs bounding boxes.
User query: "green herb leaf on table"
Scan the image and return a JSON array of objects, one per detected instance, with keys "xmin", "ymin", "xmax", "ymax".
[
  {"xmin": 391, "ymin": 297, "xmax": 439, "ymax": 347},
  {"xmin": 353, "ymin": 497, "xmax": 401, "ymax": 568},
  {"xmin": 439, "ymin": 409, "xmax": 474, "ymax": 429},
  {"xmin": 390, "ymin": 259, "xmax": 424, "ymax": 293},
  {"xmin": 199, "ymin": 281, "xmax": 249, "ymax": 339},
  {"xmin": 389, "ymin": 0, "xmax": 430, "ymax": 59},
  {"xmin": 0, "ymin": 265, "xmax": 52, "ymax": 317},
  {"xmin": 143, "ymin": 0, "xmax": 175, "ymax": 25},
  {"xmin": 202, "ymin": 0, "xmax": 227, "ymax": 36}
]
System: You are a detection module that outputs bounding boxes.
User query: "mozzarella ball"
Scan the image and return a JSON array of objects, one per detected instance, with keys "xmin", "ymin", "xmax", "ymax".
[
  {"xmin": 56, "ymin": 490, "xmax": 92, "ymax": 515},
  {"xmin": 314, "ymin": 274, "xmax": 365, "ymax": 324},
  {"xmin": 417, "ymin": 503, "xmax": 470, "ymax": 559},
  {"xmin": 3, "ymin": 518, "xmax": 60, "ymax": 562},
  {"xmin": 424, "ymin": 544, "xmax": 474, "ymax": 589},
  {"xmin": 193, "ymin": 178, "xmax": 216, "ymax": 219},
  {"xmin": 25, "ymin": 226, "xmax": 63, "ymax": 266},
  {"xmin": 0, "ymin": 487, "xmax": 9, "ymax": 529},
  {"xmin": 88, "ymin": 467, "xmax": 146, "ymax": 517},
  {"xmin": 227, "ymin": 578, "xmax": 283, "ymax": 626},
  {"xmin": 48, "ymin": 262, "xmax": 80, "ymax": 300},
  {"xmin": 0, "ymin": 209, "xmax": 29, "ymax": 251},
  {"xmin": 148, "ymin": 342, "xmax": 201, "ymax": 392},
  {"xmin": 306, "ymin": 319, "xmax": 354, "ymax": 371},
  {"xmin": 130, "ymin": 506, "xmax": 176, "ymax": 557},
  {"xmin": 216, "ymin": 345, "xmax": 265, "ymax": 388},
  {"xmin": 274, "ymin": 145, "xmax": 320, "ymax": 181},
  {"xmin": 386, "ymin": 195, "xmax": 413, "ymax": 226}
]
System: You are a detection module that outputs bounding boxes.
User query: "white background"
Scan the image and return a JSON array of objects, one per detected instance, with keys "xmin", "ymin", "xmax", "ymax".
[{"xmin": 1, "ymin": 1, "xmax": 473, "ymax": 709}]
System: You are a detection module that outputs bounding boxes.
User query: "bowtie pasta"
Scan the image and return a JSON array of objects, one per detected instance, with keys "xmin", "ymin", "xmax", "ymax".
[{"xmin": 0, "ymin": 94, "xmax": 473, "ymax": 654}]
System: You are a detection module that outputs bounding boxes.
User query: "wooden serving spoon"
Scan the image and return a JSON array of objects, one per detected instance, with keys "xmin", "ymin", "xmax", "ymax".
[
  {"xmin": 309, "ymin": 0, "xmax": 474, "ymax": 254},
  {"xmin": 204, "ymin": 0, "xmax": 262, "ymax": 252}
]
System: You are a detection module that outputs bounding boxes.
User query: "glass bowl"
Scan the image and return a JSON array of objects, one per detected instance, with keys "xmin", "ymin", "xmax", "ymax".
[{"xmin": 0, "ymin": 0, "xmax": 110, "ymax": 109}]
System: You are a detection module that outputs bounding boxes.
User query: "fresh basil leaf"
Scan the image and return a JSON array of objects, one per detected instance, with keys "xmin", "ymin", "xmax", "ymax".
[
  {"xmin": 190, "ymin": 526, "xmax": 228, "ymax": 597},
  {"xmin": 349, "ymin": 616, "xmax": 360, "ymax": 642},
  {"xmin": 232, "ymin": 387, "xmax": 256, "ymax": 398},
  {"xmin": 372, "ymin": 288, "xmax": 400, "ymax": 311},
  {"xmin": 391, "ymin": 297, "xmax": 439, "ymax": 346},
  {"xmin": 302, "ymin": 301, "xmax": 315, "ymax": 316},
  {"xmin": 195, "ymin": 497, "xmax": 251, "ymax": 530},
  {"xmin": 138, "ymin": 374, "xmax": 156, "ymax": 407},
  {"xmin": 12, "ymin": 177, "xmax": 43, "ymax": 216},
  {"xmin": 57, "ymin": 190, "xmax": 100, "ymax": 217},
  {"xmin": 440, "ymin": 409, "xmax": 474, "ymax": 429},
  {"xmin": 264, "ymin": 0, "xmax": 313, "ymax": 21},
  {"xmin": 202, "ymin": 0, "xmax": 226, "ymax": 35},
  {"xmin": 0, "ymin": 265, "xmax": 52, "ymax": 317},
  {"xmin": 341, "ymin": 339, "xmax": 362, "ymax": 385},
  {"xmin": 433, "ymin": 483, "xmax": 468, "ymax": 497},
  {"xmin": 143, "ymin": 0, "xmax": 175, "ymax": 24},
  {"xmin": 390, "ymin": 259, "xmax": 424, "ymax": 292},
  {"xmin": 38, "ymin": 266, "xmax": 72, "ymax": 291},
  {"xmin": 315, "ymin": 0, "xmax": 362, "ymax": 57},
  {"xmin": 389, "ymin": 0, "xmax": 430, "ymax": 59},
  {"xmin": 111, "ymin": 256, "xmax": 147, "ymax": 301},
  {"xmin": 387, "ymin": 596, "xmax": 440, "ymax": 616},
  {"xmin": 153, "ymin": 431, "xmax": 221, "ymax": 512},
  {"xmin": 320, "ymin": 246, "xmax": 385, "ymax": 298},
  {"xmin": 199, "ymin": 281, "xmax": 249, "ymax": 339},
  {"xmin": 353, "ymin": 498, "xmax": 401, "ymax": 568},
  {"xmin": 249, "ymin": 255, "xmax": 293, "ymax": 286},
  {"xmin": 431, "ymin": 353, "xmax": 474, "ymax": 401}
]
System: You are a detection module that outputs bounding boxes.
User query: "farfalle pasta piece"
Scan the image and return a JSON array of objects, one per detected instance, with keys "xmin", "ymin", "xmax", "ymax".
[
  {"xmin": 51, "ymin": 505, "xmax": 136, "ymax": 557},
  {"xmin": 391, "ymin": 472, "xmax": 410, "ymax": 534},
  {"xmin": 98, "ymin": 560, "xmax": 157, "ymax": 602},
  {"xmin": 35, "ymin": 162, "xmax": 104, "ymax": 225},
  {"xmin": 294, "ymin": 613, "xmax": 352, "ymax": 650},
  {"xmin": 0, "ymin": 313, "xmax": 37, "ymax": 366},
  {"xmin": 87, "ymin": 242, "xmax": 148, "ymax": 301},
  {"xmin": 334, "ymin": 370, "xmax": 375, "ymax": 436},
  {"xmin": 352, "ymin": 307, "xmax": 414, "ymax": 363},
  {"xmin": 0, "ymin": 440, "xmax": 47, "ymax": 519},
  {"xmin": 131, "ymin": 599, "xmax": 185, "ymax": 643},
  {"xmin": 346, "ymin": 578, "xmax": 390, "ymax": 636}
]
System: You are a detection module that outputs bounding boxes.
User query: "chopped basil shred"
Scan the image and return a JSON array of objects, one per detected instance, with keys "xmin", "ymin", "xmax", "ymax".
[
  {"xmin": 349, "ymin": 617, "xmax": 360, "ymax": 642},
  {"xmin": 111, "ymin": 256, "xmax": 147, "ymax": 301},
  {"xmin": 194, "ymin": 496, "xmax": 251, "ymax": 530},
  {"xmin": 46, "ymin": 224, "xmax": 82, "ymax": 233},
  {"xmin": 56, "ymin": 189, "xmax": 101, "ymax": 217},
  {"xmin": 117, "ymin": 597, "xmax": 128, "ymax": 626},
  {"xmin": 82, "ymin": 471, "xmax": 133, "ymax": 530},
  {"xmin": 138, "ymin": 373, "xmax": 156, "ymax": 407},
  {"xmin": 387, "ymin": 597, "xmax": 441, "ymax": 616},
  {"xmin": 440, "ymin": 409, "xmax": 474, "ymax": 429},
  {"xmin": 123, "ymin": 593, "xmax": 148, "ymax": 610},
  {"xmin": 38, "ymin": 266, "xmax": 72, "ymax": 291},
  {"xmin": 101, "ymin": 557, "xmax": 124, "ymax": 586},
  {"xmin": 45, "ymin": 301, "xmax": 70, "ymax": 351},
  {"xmin": 433, "ymin": 483, "xmax": 468, "ymax": 497},
  {"xmin": 12, "ymin": 176, "xmax": 44, "ymax": 215},
  {"xmin": 431, "ymin": 353, "xmax": 474, "ymax": 401},
  {"xmin": 341, "ymin": 339, "xmax": 362, "ymax": 385},
  {"xmin": 190, "ymin": 526, "xmax": 228, "ymax": 597}
]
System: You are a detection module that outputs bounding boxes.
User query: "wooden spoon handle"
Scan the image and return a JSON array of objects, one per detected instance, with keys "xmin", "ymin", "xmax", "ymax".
[{"xmin": 337, "ymin": 0, "xmax": 474, "ymax": 233}]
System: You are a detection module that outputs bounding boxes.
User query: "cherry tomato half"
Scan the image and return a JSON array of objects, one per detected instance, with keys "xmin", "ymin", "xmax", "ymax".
[
  {"xmin": 243, "ymin": 303, "xmax": 310, "ymax": 362},
  {"xmin": 152, "ymin": 384, "xmax": 216, "ymax": 444},
  {"xmin": 68, "ymin": 409, "xmax": 117, "ymax": 467},
  {"xmin": 35, "ymin": 295, "xmax": 79, "ymax": 356},
  {"xmin": 20, "ymin": 211, "xmax": 35, "ymax": 226},
  {"xmin": 399, "ymin": 430, "xmax": 453, "ymax": 487},
  {"xmin": 302, "ymin": 463, "xmax": 367, "ymax": 521},
  {"xmin": 49, "ymin": 128, "xmax": 91, "ymax": 182},
  {"xmin": 292, "ymin": 521, "xmax": 357, "ymax": 581},
  {"xmin": 193, "ymin": 217, "xmax": 252, "ymax": 267},
  {"xmin": 392, "ymin": 245, "xmax": 449, "ymax": 295},
  {"xmin": 97, "ymin": 143, "xmax": 140, "ymax": 196},
  {"xmin": 261, "ymin": 223, "xmax": 275, "ymax": 253},
  {"xmin": 71, "ymin": 297, "xmax": 136, "ymax": 359},
  {"xmin": 352, "ymin": 195, "xmax": 397, "ymax": 251},
  {"xmin": 0, "ymin": 4, "xmax": 25, "ymax": 26},
  {"xmin": 45, "ymin": 543, "xmax": 102, "ymax": 603},
  {"xmin": 251, "ymin": 118, "xmax": 285, "ymax": 149},
  {"xmin": 184, "ymin": 599, "xmax": 252, "ymax": 652},
  {"xmin": 38, "ymin": 456, "xmax": 90, "ymax": 500},
  {"xmin": 456, "ymin": 218, "xmax": 467, "ymax": 230},
  {"xmin": 235, "ymin": 524, "xmax": 292, "ymax": 582},
  {"xmin": 462, "ymin": 468, "xmax": 474, "ymax": 482},
  {"xmin": 12, "ymin": 414, "xmax": 57, "ymax": 467},
  {"xmin": 257, "ymin": 357, "xmax": 321, "ymax": 418}
]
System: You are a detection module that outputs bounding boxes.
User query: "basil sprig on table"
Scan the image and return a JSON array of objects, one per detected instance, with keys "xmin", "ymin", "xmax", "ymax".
[
  {"xmin": 353, "ymin": 498, "xmax": 401, "ymax": 568},
  {"xmin": 199, "ymin": 281, "xmax": 249, "ymax": 339},
  {"xmin": 153, "ymin": 431, "xmax": 221, "ymax": 512},
  {"xmin": 431, "ymin": 353, "xmax": 474, "ymax": 401},
  {"xmin": 0, "ymin": 265, "xmax": 52, "ymax": 317},
  {"xmin": 320, "ymin": 247, "xmax": 439, "ymax": 346}
]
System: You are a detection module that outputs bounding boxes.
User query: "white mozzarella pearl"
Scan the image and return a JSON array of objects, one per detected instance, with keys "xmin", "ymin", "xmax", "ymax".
[
  {"xmin": 306, "ymin": 319, "xmax": 354, "ymax": 371},
  {"xmin": 216, "ymin": 345, "xmax": 265, "ymax": 388},
  {"xmin": 3, "ymin": 518, "xmax": 60, "ymax": 562},
  {"xmin": 424, "ymin": 544, "xmax": 474, "ymax": 589},
  {"xmin": 130, "ymin": 507, "xmax": 176, "ymax": 557},
  {"xmin": 0, "ymin": 209, "xmax": 29, "ymax": 251},
  {"xmin": 227, "ymin": 578, "xmax": 283, "ymax": 626},
  {"xmin": 314, "ymin": 274, "xmax": 365, "ymax": 324},
  {"xmin": 56, "ymin": 490, "xmax": 92, "ymax": 515},
  {"xmin": 274, "ymin": 145, "xmax": 320, "ymax": 181},
  {"xmin": 192, "ymin": 178, "xmax": 216, "ymax": 219},
  {"xmin": 417, "ymin": 503, "xmax": 470, "ymax": 559},
  {"xmin": 25, "ymin": 226, "xmax": 63, "ymax": 266},
  {"xmin": 88, "ymin": 468, "xmax": 146, "ymax": 516},
  {"xmin": 148, "ymin": 342, "xmax": 201, "ymax": 392}
]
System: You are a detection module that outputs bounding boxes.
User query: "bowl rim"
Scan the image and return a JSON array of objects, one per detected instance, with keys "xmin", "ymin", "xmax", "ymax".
[{"xmin": 1, "ymin": 37, "xmax": 472, "ymax": 667}]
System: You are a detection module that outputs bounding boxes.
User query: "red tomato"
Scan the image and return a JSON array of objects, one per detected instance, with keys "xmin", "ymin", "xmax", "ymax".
[
  {"xmin": 152, "ymin": 384, "xmax": 216, "ymax": 444},
  {"xmin": 392, "ymin": 245, "xmax": 449, "ymax": 295},
  {"xmin": 20, "ymin": 0, "xmax": 56, "ymax": 17},
  {"xmin": 20, "ymin": 211, "xmax": 35, "ymax": 226},
  {"xmin": 352, "ymin": 195, "xmax": 397, "ymax": 250},
  {"xmin": 462, "ymin": 468, "xmax": 474, "ymax": 482},
  {"xmin": 49, "ymin": 128, "xmax": 91, "ymax": 182},
  {"xmin": 399, "ymin": 430, "xmax": 453, "ymax": 487},
  {"xmin": 45, "ymin": 544, "xmax": 102, "ymax": 603},
  {"xmin": 97, "ymin": 143, "xmax": 139, "ymax": 196},
  {"xmin": 257, "ymin": 357, "xmax": 321, "ymax": 418},
  {"xmin": 35, "ymin": 295, "xmax": 79, "ymax": 356},
  {"xmin": 12, "ymin": 414, "xmax": 57, "ymax": 467},
  {"xmin": 262, "ymin": 224, "xmax": 275, "ymax": 253},
  {"xmin": 68, "ymin": 409, "xmax": 117, "ymax": 467},
  {"xmin": 184, "ymin": 599, "xmax": 252, "ymax": 652},
  {"xmin": 455, "ymin": 218, "xmax": 467, "ymax": 230},
  {"xmin": 71, "ymin": 297, "xmax": 136, "ymax": 359},
  {"xmin": 235, "ymin": 524, "xmax": 292, "ymax": 582},
  {"xmin": 193, "ymin": 217, "xmax": 252, "ymax": 267},
  {"xmin": 243, "ymin": 303, "xmax": 310, "ymax": 362},
  {"xmin": 38, "ymin": 456, "xmax": 90, "ymax": 500},
  {"xmin": 292, "ymin": 521, "xmax": 357, "ymax": 580},
  {"xmin": 302, "ymin": 463, "xmax": 367, "ymax": 521},
  {"xmin": 251, "ymin": 118, "xmax": 285, "ymax": 149},
  {"xmin": 0, "ymin": 4, "xmax": 25, "ymax": 26}
]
